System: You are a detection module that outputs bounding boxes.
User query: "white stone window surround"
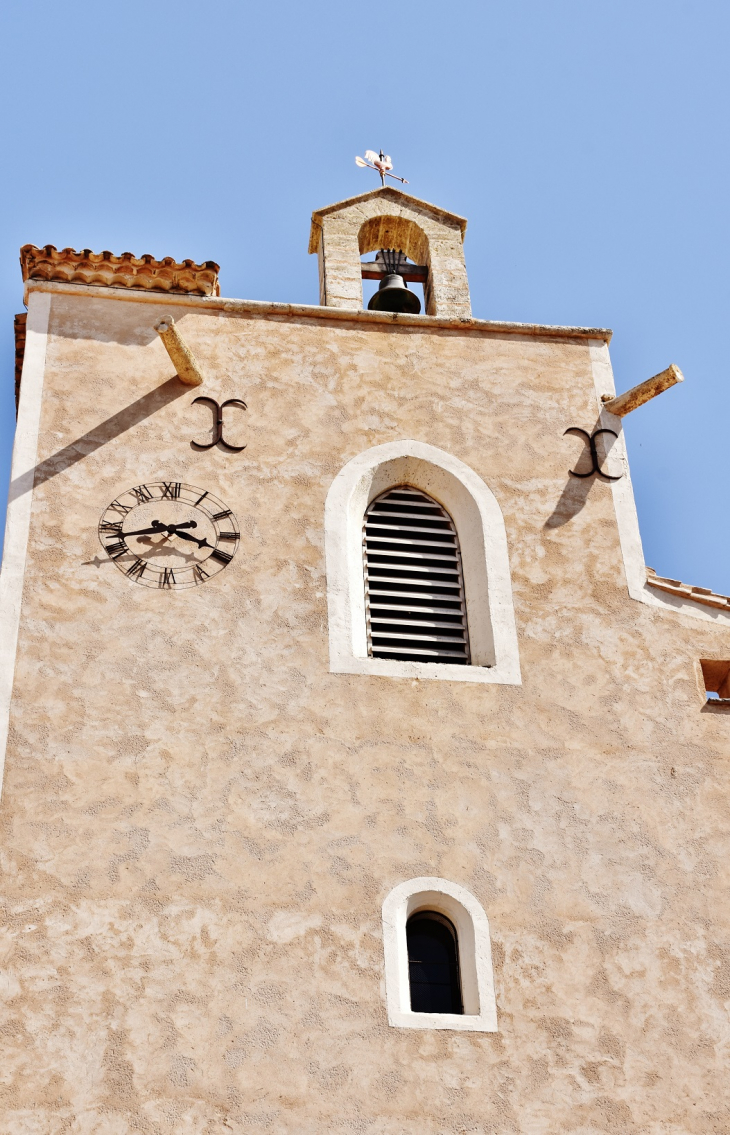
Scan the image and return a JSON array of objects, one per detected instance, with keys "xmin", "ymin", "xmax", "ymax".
[
  {"xmin": 382, "ymin": 877, "xmax": 498, "ymax": 1032},
  {"xmin": 324, "ymin": 440, "xmax": 522, "ymax": 684}
]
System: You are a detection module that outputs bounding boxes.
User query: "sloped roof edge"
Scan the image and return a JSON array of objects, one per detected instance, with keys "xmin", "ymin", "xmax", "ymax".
[{"xmin": 309, "ymin": 187, "xmax": 467, "ymax": 254}]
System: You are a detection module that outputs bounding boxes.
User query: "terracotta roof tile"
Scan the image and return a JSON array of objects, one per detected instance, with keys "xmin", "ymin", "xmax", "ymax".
[{"xmin": 19, "ymin": 245, "xmax": 220, "ymax": 297}]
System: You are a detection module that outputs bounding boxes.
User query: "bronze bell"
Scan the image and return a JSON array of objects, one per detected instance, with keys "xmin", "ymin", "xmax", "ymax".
[
  {"xmin": 368, "ymin": 272, "xmax": 422, "ymax": 314},
  {"xmin": 367, "ymin": 249, "xmax": 422, "ymax": 314}
]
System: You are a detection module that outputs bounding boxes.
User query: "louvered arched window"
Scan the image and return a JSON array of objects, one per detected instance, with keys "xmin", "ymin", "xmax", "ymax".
[{"xmin": 363, "ymin": 486, "xmax": 470, "ymax": 665}]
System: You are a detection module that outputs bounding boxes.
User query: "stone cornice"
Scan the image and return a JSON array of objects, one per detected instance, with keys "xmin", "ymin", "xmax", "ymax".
[
  {"xmin": 20, "ymin": 245, "xmax": 220, "ymax": 297},
  {"xmin": 647, "ymin": 567, "xmax": 730, "ymax": 611},
  {"xmin": 23, "ymin": 279, "xmax": 612, "ymax": 343}
]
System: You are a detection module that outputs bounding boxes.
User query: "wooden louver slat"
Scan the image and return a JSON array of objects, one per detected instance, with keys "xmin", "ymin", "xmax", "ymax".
[{"xmin": 364, "ymin": 486, "xmax": 470, "ymax": 665}]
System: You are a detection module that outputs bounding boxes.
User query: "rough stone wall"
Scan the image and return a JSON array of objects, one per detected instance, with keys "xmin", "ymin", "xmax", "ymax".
[
  {"xmin": 1, "ymin": 289, "xmax": 729, "ymax": 1134},
  {"xmin": 311, "ymin": 189, "xmax": 471, "ymax": 318}
]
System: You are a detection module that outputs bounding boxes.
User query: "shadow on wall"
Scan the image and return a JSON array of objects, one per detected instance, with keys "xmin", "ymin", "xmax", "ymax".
[
  {"xmin": 545, "ymin": 417, "xmax": 621, "ymax": 529},
  {"xmin": 8, "ymin": 377, "xmax": 189, "ymax": 504}
]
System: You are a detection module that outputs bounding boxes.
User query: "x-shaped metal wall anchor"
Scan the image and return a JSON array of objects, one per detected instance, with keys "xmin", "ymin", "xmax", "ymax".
[
  {"xmin": 191, "ymin": 397, "xmax": 247, "ymax": 452},
  {"xmin": 564, "ymin": 427, "xmax": 622, "ymax": 481}
]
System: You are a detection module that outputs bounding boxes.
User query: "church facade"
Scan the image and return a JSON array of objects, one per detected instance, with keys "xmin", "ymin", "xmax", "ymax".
[{"xmin": 1, "ymin": 186, "xmax": 729, "ymax": 1133}]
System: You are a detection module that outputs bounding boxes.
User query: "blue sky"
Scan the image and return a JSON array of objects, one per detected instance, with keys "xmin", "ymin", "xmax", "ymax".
[{"xmin": 1, "ymin": 1, "xmax": 728, "ymax": 590}]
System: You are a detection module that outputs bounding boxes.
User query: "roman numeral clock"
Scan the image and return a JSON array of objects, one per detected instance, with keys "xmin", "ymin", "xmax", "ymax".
[{"xmin": 98, "ymin": 481, "xmax": 240, "ymax": 590}]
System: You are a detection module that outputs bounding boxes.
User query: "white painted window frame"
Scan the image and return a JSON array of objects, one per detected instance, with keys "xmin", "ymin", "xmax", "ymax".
[
  {"xmin": 324, "ymin": 440, "xmax": 521, "ymax": 684},
  {"xmin": 382, "ymin": 877, "xmax": 498, "ymax": 1032}
]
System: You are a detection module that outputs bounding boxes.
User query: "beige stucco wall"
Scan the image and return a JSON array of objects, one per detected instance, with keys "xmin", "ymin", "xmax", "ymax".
[{"xmin": 0, "ymin": 284, "xmax": 729, "ymax": 1134}]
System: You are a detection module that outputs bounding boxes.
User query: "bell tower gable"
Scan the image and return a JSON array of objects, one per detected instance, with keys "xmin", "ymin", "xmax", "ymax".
[{"xmin": 308, "ymin": 186, "xmax": 471, "ymax": 318}]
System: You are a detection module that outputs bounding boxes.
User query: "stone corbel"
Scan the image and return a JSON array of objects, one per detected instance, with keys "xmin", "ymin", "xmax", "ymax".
[
  {"xmin": 601, "ymin": 364, "xmax": 683, "ymax": 416},
  {"xmin": 154, "ymin": 317, "xmax": 204, "ymax": 387}
]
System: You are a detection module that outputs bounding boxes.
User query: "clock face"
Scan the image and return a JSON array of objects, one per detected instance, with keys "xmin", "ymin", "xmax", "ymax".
[{"xmin": 98, "ymin": 482, "xmax": 239, "ymax": 589}]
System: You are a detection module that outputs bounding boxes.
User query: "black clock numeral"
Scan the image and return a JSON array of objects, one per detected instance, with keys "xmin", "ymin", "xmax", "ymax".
[
  {"xmin": 105, "ymin": 540, "xmax": 128, "ymax": 559},
  {"xmin": 193, "ymin": 564, "xmax": 209, "ymax": 584},
  {"xmin": 194, "ymin": 491, "xmax": 209, "ymax": 506},
  {"xmin": 108, "ymin": 499, "xmax": 132, "ymax": 516},
  {"xmin": 217, "ymin": 530, "xmax": 239, "ymax": 542},
  {"xmin": 212, "ymin": 509, "xmax": 232, "ymax": 521},
  {"xmin": 210, "ymin": 548, "xmax": 233, "ymax": 566},
  {"xmin": 131, "ymin": 485, "xmax": 153, "ymax": 505},
  {"xmin": 100, "ymin": 521, "xmax": 123, "ymax": 535},
  {"xmin": 160, "ymin": 482, "xmax": 181, "ymax": 500},
  {"xmin": 159, "ymin": 567, "xmax": 176, "ymax": 589},
  {"xmin": 125, "ymin": 558, "xmax": 147, "ymax": 579}
]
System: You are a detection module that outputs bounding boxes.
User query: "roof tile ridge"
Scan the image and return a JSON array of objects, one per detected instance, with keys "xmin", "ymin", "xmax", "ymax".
[{"xmin": 19, "ymin": 243, "xmax": 220, "ymax": 297}]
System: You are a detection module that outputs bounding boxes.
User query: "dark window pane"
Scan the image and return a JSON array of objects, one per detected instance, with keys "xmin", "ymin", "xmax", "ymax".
[{"xmin": 406, "ymin": 912, "xmax": 463, "ymax": 1014}]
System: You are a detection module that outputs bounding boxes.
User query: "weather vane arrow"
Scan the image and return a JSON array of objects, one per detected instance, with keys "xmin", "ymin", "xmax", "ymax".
[{"xmin": 355, "ymin": 149, "xmax": 408, "ymax": 187}]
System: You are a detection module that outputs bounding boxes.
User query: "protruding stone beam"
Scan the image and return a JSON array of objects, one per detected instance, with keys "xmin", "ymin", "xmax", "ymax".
[
  {"xmin": 154, "ymin": 317, "xmax": 204, "ymax": 387},
  {"xmin": 601, "ymin": 364, "xmax": 683, "ymax": 417}
]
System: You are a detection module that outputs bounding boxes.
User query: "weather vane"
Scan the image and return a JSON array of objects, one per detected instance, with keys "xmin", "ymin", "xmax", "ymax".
[{"xmin": 355, "ymin": 149, "xmax": 408, "ymax": 187}]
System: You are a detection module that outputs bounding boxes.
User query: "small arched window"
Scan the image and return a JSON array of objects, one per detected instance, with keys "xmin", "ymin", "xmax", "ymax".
[
  {"xmin": 363, "ymin": 486, "xmax": 470, "ymax": 665},
  {"xmin": 407, "ymin": 912, "xmax": 463, "ymax": 1014},
  {"xmin": 381, "ymin": 875, "xmax": 498, "ymax": 1031}
]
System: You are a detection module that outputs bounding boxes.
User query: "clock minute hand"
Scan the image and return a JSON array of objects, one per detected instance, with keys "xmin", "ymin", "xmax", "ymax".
[{"xmin": 121, "ymin": 522, "xmax": 166, "ymax": 538}]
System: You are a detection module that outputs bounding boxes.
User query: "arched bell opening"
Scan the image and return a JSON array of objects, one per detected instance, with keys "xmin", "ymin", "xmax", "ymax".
[{"xmin": 358, "ymin": 215, "xmax": 431, "ymax": 315}]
